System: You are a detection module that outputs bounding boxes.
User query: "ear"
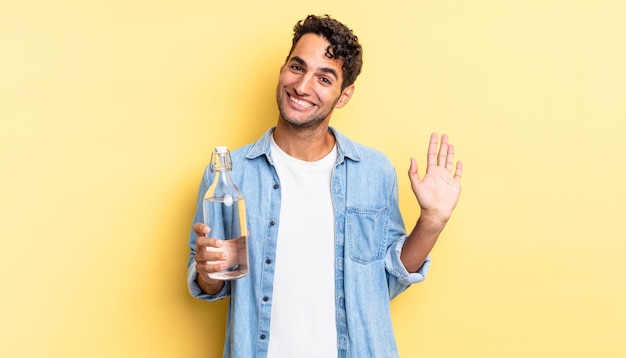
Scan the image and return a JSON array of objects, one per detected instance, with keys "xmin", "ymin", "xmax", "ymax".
[{"xmin": 334, "ymin": 84, "xmax": 355, "ymax": 109}]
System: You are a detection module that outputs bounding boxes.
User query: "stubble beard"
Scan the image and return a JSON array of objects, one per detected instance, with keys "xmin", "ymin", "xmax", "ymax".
[{"xmin": 276, "ymin": 91, "xmax": 338, "ymax": 131}]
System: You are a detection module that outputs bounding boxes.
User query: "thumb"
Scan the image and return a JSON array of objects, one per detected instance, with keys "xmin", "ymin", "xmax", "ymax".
[
  {"xmin": 408, "ymin": 157, "xmax": 420, "ymax": 181},
  {"xmin": 408, "ymin": 157, "xmax": 423, "ymax": 194}
]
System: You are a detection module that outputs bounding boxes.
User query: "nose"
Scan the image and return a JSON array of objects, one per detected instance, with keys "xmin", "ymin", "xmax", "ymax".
[{"xmin": 294, "ymin": 73, "xmax": 313, "ymax": 96}]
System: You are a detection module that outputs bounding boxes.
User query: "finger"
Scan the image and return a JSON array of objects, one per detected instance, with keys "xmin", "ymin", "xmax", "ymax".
[
  {"xmin": 195, "ymin": 237, "xmax": 224, "ymax": 259},
  {"xmin": 437, "ymin": 134, "xmax": 449, "ymax": 167},
  {"xmin": 193, "ymin": 223, "xmax": 211, "ymax": 237},
  {"xmin": 195, "ymin": 242, "xmax": 228, "ymax": 261},
  {"xmin": 196, "ymin": 236, "xmax": 223, "ymax": 251},
  {"xmin": 427, "ymin": 133, "xmax": 438, "ymax": 167},
  {"xmin": 454, "ymin": 161, "xmax": 463, "ymax": 181},
  {"xmin": 197, "ymin": 261, "xmax": 227, "ymax": 276},
  {"xmin": 195, "ymin": 251, "xmax": 224, "ymax": 264},
  {"xmin": 408, "ymin": 157, "xmax": 418, "ymax": 177},
  {"xmin": 408, "ymin": 158, "xmax": 421, "ymax": 191},
  {"xmin": 204, "ymin": 238, "xmax": 225, "ymax": 251},
  {"xmin": 445, "ymin": 144, "xmax": 455, "ymax": 172}
]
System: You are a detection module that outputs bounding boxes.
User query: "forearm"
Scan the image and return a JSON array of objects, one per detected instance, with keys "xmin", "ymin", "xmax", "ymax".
[{"xmin": 400, "ymin": 213, "xmax": 447, "ymax": 273}]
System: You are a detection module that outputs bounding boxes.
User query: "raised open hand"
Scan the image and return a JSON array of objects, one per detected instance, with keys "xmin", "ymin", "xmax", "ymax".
[{"xmin": 408, "ymin": 133, "xmax": 463, "ymax": 223}]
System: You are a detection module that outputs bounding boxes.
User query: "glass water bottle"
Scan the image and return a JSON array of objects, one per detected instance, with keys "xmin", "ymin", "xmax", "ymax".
[{"xmin": 203, "ymin": 146, "xmax": 249, "ymax": 280}]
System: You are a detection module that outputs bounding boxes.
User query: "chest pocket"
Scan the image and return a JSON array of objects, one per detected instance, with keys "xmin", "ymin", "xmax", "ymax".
[{"xmin": 346, "ymin": 206, "xmax": 388, "ymax": 264}]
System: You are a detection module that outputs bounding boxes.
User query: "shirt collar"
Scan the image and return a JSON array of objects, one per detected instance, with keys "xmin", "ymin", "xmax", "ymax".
[{"xmin": 246, "ymin": 126, "xmax": 362, "ymax": 163}]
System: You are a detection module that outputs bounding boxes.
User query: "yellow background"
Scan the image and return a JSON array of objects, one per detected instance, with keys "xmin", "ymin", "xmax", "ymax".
[{"xmin": 2, "ymin": 1, "xmax": 625, "ymax": 357}]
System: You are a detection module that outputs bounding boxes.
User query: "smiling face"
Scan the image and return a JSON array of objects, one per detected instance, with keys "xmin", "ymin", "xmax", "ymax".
[{"xmin": 275, "ymin": 33, "xmax": 354, "ymax": 130}]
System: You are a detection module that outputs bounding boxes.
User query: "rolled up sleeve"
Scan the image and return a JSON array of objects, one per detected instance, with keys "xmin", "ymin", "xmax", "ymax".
[
  {"xmin": 187, "ymin": 261, "xmax": 231, "ymax": 301},
  {"xmin": 385, "ymin": 235, "xmax": 431, "ymax": 298}
]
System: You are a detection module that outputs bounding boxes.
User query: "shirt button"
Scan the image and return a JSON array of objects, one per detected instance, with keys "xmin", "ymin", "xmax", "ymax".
[
  {"xmin": 265, "ymin": 259, "xmax": 272, "ymax": 264},
  {"xmin": 263, "ymin": 296, "xmax": 269, "ymax": 302},
  {"xmin": 273, "ymin": 183, "xmax": 279, "ymax": 189},
  {"xmin": 269, "ymin": 220, "xmax": 275, "ymax": 226},
  {"xmin": 260, "ymin": 334, "xmax": 266, "ymax": 340}
]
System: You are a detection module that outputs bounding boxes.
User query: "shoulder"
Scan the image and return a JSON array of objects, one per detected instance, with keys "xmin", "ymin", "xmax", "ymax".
[
  {"xmin": 230, "ymin": 144, "xmax": 254, "ymax": 161},
  {"xmin": 334, "ymin": 129, "xmax": 395, "ymax": 171}
]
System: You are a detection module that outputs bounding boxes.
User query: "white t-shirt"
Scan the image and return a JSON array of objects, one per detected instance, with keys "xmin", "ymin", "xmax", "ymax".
[{"xmin": 267, "ymin": 136, "xmax": 338, "ymax": 358}]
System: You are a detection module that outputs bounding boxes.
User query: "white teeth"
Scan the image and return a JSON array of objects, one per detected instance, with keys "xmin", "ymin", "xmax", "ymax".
[{"xmin": 289, "ymin": 95, "xmax": 314, "ymax": 108}]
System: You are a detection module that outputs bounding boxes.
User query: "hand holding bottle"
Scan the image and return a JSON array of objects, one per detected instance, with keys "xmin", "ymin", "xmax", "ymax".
[{"xmin": 193, "ymin": 223, "xmax": 234, "ymax": 294}]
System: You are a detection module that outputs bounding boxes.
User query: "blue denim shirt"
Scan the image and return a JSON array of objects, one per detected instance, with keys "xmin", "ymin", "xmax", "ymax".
[{"xmin": 187, "ymin": 127, "xmax": 430, "ymax": 358}]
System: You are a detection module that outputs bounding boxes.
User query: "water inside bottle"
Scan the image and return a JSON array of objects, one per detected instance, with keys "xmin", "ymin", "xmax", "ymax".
[{"xmin": 203, "ymin": 196, "xmax": 249, "ymax": 280}]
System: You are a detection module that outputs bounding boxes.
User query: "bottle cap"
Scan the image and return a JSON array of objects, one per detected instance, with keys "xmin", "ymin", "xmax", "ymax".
[{"xmin": 215, "ymin": 146, "xmax": 228, "ymax": 153}]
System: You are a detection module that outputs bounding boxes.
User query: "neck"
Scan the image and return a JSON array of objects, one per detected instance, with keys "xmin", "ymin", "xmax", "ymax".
[{"xmin": 272, "ymin": 122, "xmax": 336, "ymax": 162}]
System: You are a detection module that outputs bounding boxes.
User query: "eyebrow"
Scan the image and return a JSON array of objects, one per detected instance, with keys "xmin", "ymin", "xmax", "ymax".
[{"xmin": 291, "ymin": 56, "xmax": 339, "ymax": 81}]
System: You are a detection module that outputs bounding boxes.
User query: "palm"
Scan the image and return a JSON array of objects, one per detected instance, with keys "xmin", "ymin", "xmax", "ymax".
[{"xmin": 409, "ymin": 133, "xmax": 463, "ymax": 222}]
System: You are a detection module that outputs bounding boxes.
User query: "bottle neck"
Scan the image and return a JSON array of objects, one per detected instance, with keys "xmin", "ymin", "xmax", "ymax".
[{"xmin": 211, "ymin": 152, "xmax": 232, "ymax": 172}]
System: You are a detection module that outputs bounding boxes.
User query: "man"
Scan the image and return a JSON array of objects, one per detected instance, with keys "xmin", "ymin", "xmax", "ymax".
[{"xmin": 187, "ymin": 14, "xmax": 463, "ymax": 357}]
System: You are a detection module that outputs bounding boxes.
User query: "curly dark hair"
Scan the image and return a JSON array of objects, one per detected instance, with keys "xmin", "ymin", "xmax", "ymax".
[{"xmin": 288, "ymin": 15, "xmax": 363, "ymax": 90}]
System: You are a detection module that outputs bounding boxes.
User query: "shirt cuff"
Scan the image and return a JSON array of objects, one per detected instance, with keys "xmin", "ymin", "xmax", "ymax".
[
  {"xmin": 187, "ymin": 261, "xmax": 231, "ymax": 301},
  {"xmin": 385, "ymin": 235, "xmax": 431, "ymax": 286}
]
